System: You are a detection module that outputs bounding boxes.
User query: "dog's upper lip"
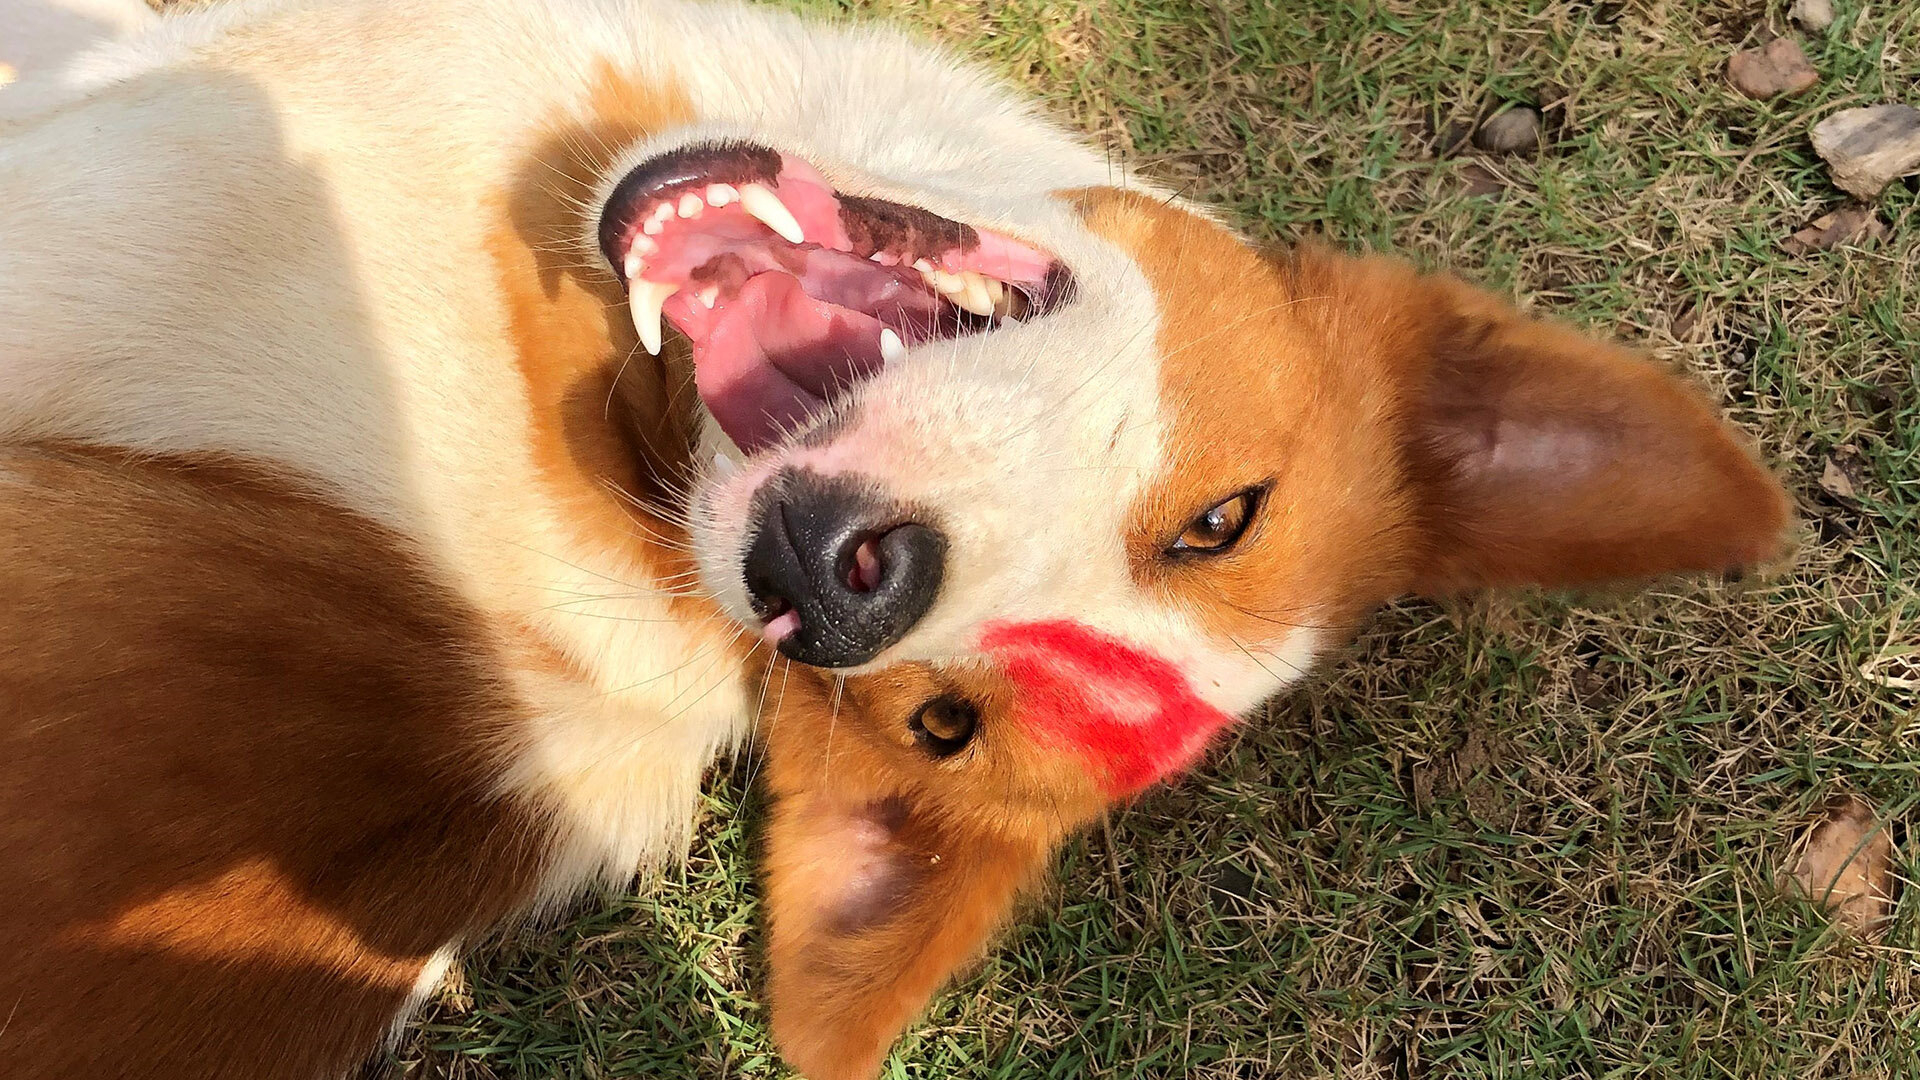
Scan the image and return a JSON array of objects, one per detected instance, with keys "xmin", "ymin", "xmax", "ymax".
[{"xmin": 596, "ymin": 141, "xmax": 1074, "ymax": 454}]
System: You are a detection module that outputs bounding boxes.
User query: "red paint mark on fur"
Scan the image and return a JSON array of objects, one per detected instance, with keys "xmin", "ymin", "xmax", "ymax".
[{"xmin": 980, "ymin": 619, "xmax": 1236, "ymax": 795}]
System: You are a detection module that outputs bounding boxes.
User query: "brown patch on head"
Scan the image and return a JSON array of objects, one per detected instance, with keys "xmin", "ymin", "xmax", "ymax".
[
  {"xmin": 485, "ymin": 63, "xmax": 717, "ymax": 621},
  {"xmin": 757, "ymin": 659, "xmax": 1107, "ymax": 1080},
  {"xmin": 1072, "ymin": 188, "xmax": 1419, "ymax": 652},
  {"xmin": 1066, "ymin": 187, "xmax": 1788, "ymax": 661},
  {"xmin": 0, "ymin": 446, "xmax": 547, "ymax": 1079}
]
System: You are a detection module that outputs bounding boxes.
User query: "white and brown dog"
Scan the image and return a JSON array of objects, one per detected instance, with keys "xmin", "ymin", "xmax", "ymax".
[{"xmin": 0, "ymin": 0, "xmax": 1790, "ymax": 1077}]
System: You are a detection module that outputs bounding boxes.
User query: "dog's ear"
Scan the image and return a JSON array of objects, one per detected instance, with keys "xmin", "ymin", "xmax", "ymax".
[
  {"xmin": 760, "ymin": 788, "xmax": 1054, "ymax": 1080},
  {"xmin": 1296, "ymin": 248, "xmax": 1792, "ymax": 595}
]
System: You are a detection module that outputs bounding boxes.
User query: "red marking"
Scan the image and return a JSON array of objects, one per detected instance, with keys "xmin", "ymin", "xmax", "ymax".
[{"xmin": 979, "ymin": 619, "xmax": 1237, "ymax": 796}]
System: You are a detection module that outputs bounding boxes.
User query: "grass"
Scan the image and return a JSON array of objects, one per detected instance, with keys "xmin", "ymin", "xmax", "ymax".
[{"xmin": 340, "ymin": 0, "xmax": 1920, "ymax": 1075}]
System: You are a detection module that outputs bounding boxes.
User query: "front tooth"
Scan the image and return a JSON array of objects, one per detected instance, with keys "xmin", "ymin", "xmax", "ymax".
[
  {"xmin": 677, "ymin": 193, "xmax": 704, "ymax": 218},
  {"xmin": 739, "ymin": 184, "xmax": 805, "ymax": 244},
  {"xmin": 957, "ymin": 272, "xmax": 996, "ymax": 316},
  {"xmin": 642, "ymin": 218, "xmax": 665, "ymax": 236},
  {"xmin": 624, "ymin": 251, "xmax": 644, "ymax": 281},
  {"xmin": 879, "ymin": 328, "xmax": 906, "ymax": 363},
  {"xmin": 628, "ymin": 278, "xmax": 676, "ymax": 356},
  {"xmin": 705, "ymin": 184, "xmax": 737, "ymax": 207}
]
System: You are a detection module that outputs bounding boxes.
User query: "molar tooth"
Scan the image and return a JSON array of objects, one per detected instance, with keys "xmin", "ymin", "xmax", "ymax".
[
  {"xmin": 628, "ymin": 278, "xmax": 676, "ymax": 356},
  {"xmin": 738, "ymin": 183, "xmax": 805, "ymax": 244},
  {"xmin": 705, "ymin": 184, "xmax": 737, "ymax": 207},
  {"xmin": 879, "ymin": 328, "xmax": 906, "ymax": 363},
  {"xmin": 928, "ymin": 269, "xmax": 964, "ymax": 294},
  {"xmin": 677, "ymin": 193, "xmax": 704, "ymax": 218}
]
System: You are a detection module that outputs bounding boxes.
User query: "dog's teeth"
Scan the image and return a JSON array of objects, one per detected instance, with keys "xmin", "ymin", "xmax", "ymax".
[
  {"xmin": 628, "ymin": 278, "xmax": 675, "ymax": 356},
  {"xmin": 879, "ymin": 327, "xmax": 906, "ymax": 363},
  {"xmin": 869, "ymin": 251, "xmax": 887, "ymax": 263},
  {"xmin": 927, "ymin": 268, "xmax": 962, "ymax": 293},
  {"xmin": 623, "ymin": 251, "xmax": 644, "ymax": 281},
  {"xmin": 642, "ymin": 218, "xmax": 665, "ymax": 236},
  {"xmin": 705, "ymin": 183, "xmax": 737, "ymax": 207},
  {"xmin": 956, "ymin": 271, "xmax": 996, "ymax": 317},
  {"xmin": 912, "ymin": 258, "xmax": 935, "ymax": 274},
  {"xmin": 677, "ymin": 193, "xmax": 704, "ymax": 218},
  {"xmin": 630, "ymin": 235, "xmax": 658, "ymax": 257},
  {"xmin": 738, "ymin": 183, "xmax": 805, "ymax": 244},
  {"xmin": 696, "ymin": 285, "xmax": 719, "ymax": 309},
  {"xmin": 712, "ymin": 453, "xmax": 736, "ymax": 477}
]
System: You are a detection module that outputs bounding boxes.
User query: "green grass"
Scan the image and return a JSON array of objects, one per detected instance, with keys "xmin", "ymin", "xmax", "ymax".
[{"xmin": 385, "ymin": 1, "xmax": 1918, "ymax": 1076}]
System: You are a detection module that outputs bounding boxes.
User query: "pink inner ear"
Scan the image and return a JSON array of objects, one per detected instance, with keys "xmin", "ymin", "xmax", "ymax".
[{"xmin": 979, "ymin": 620, "xmax": 1237, "ymax": 796}]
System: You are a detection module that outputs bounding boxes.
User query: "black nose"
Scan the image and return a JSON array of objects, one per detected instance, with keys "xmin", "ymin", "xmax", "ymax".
[{"xmin": 743, "ymin": 469, "xmax": 945, "ymax": 668}]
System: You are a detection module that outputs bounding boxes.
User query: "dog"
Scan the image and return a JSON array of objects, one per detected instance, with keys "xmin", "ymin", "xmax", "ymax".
[{"xmin": 0, "ymin": 0, "xmax": 1790, "ymax": 1077}]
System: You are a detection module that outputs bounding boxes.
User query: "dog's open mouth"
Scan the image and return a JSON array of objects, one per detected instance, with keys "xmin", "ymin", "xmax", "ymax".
[{"xmin": 598, "ymin": 142, "xmax": 1069, "ymax": 453}]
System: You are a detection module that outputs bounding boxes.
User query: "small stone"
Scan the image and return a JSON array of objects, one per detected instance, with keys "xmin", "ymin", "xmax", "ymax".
[
  {"xmin": 1782, "ymin": 205, "xmax": 1890, "ymax": 254},
  {"xmin": 1783, "ymin": 795, "xmax": 1896, "ymax": 935},
  {"xmin": 1728, "ymin": 38, "xmax": 1820, "ymax": 100},
  {"xmin": 1790, "ymin": 0, "xmax": 1835, "ymax": 33},
  {"xmin": 1474, "ymin": 106, "xmax": 1541, "ymax": 155},
  {"xmin": 1812, "ymin": 104, "xmax": 1920, "ymax": 198}
]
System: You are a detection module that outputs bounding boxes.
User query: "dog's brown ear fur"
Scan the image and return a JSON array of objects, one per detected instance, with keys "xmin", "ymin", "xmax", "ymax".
[
  {"xmin": 1284, "ymin": 246, "xmax": 1792, "ymax": 596},
  {"xmin": 761, "ymin": 788, "xmax": 1055, "ymax": 1080}
]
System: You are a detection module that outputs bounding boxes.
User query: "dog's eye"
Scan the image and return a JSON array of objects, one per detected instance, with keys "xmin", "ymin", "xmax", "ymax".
[
  {"xmin": 1168, "ymin": 484, "xmax": 1268, "ymax": 557},
  {"xmin": 908, "ymin": 695, "xmax": 978, "ymax": 758}
]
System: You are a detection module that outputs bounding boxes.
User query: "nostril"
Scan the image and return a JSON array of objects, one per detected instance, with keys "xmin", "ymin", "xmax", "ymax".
[{"xmin": 844, "ymin": 535, "xmax": 884, "ymax": 593}]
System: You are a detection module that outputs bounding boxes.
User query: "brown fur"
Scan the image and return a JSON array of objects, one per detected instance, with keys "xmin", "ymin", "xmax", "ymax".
[
  {"xmin": 487, "ymin": 65, "xmax": 716, "ymax": 619},
  {"xmin": 0, "ymin": 445, "xmax": 550, "ymax": 1080}
]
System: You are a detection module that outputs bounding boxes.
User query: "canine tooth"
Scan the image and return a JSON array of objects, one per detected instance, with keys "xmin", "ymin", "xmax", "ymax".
[
  {"xmin": 705, "ymin": 184, "xmax": 737, "ymax": 207},
  {"xmin": 738, "ymin": 183, "xmax": 805, "ymax": 244},
  {"xmin": 677, "ymin": 193, "xmax": 704, "ymax": 218},
  {"xmin": 628, "ymin": 278, "xmax": 675, "ymax": 356},
  {"xmin": 956, "ymin": 272, "xmax": 997, "ymax": 317},
  {"xmin": 696, "ymin": 285, "xmax": 719, "ymax": 309},
  {"xmin": 879, "ymin": 328, "xmax": 906, "ymax": 363}
]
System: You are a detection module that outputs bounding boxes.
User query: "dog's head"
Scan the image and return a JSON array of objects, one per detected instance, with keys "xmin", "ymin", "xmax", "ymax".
[{"xmin": 590, "ymin": 139, "xmax": 1788, "ymax": 1075}]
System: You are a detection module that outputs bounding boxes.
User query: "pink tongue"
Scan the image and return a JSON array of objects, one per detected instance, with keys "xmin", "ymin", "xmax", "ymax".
[{"xmin": 690, "ymin": 272, "xmax": 885, "ymax": 452}]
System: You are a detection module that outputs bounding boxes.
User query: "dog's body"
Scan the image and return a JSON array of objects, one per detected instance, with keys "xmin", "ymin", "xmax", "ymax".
[
  {"xmin": 0, "ymin": 1, "xmax": 1790, "ymax": 1078},
  {"xmin": 0, "ymin": 0, "xmax": 1115, "ymax": 1073}
]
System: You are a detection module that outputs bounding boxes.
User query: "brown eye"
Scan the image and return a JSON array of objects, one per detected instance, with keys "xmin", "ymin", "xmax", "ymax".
[
  {"xmin": 1168, "ymin": 485, "xmax": 1267, "ymax": 557},
  {"xmin": 908, "ymin": 695, "xmax": 978, "ymax": 758}
]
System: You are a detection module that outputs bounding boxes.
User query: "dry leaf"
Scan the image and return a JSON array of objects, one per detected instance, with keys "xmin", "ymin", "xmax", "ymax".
[
  {"xmin": 1819, "ymin": 445, "xmax": 1865, "ymax": 501},
  {"xmin": 1785, "ymin": 795, "xmax": 1896, "ymax": 934},
  {"xmin": 1782, "ymin": 205, "xmax": 1891, "ymax": 254}
]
